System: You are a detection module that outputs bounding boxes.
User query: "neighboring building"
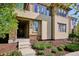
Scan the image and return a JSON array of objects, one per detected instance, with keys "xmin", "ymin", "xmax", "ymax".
[{"xmin": 8, "ymin": 3, "xmax": 72, "ymax": 43}]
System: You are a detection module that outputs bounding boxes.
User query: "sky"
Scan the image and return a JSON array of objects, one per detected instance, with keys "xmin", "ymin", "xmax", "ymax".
[{"xmin": 68, "ymin": 5, "xmax": 79, "ymax": 25}]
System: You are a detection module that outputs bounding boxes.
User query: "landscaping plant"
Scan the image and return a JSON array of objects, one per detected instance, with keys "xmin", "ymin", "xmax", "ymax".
[
  {"xmin": 0, "ymin": 4, "xmax": 18, "ymax": 38},
  {"xmin": 32, "ymin": 41, "xmax": 52, "ymax": 50},
  {"xmin": 65, "ymin": 43, "xmax": 79, "ymax": 52},
  {"xmin": 37, "ymin": 50, "xmax": 44, "ymax": 55},
  {"xmin": 51, "ymin": 46, "xmax": 59, "ymax": 53},
  {"xmin": 7, "ymin": 50, "xmax": 22, "ymax": 56},
  {"xmin": 57, "ymin": 46, "xmax": 64, "ymax": 51}
]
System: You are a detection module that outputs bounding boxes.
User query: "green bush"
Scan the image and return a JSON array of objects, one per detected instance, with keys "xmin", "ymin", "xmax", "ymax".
[
  {"xmin": 45, "ymin": 43, "xmax": 52, "ymax": 48},
  {"xmin": 57, "ymin": 47, "xmax": 64, "ymax": 51},
  {"xmin": 37, "ymin": 50, "xmax": 44, "ymax": 55},
  {"xmin": 7, "ymin": 50, "xmax": 22, "ymax": 56},
  {"xmin": 57, "ymin": 45, "xmax": 65, "ymax": 51},
  {"xmin": 69, "ymin": 33, "xmax": 76, "ymax": 38},
  {"xmin": 32, "ymin": 42, "xmax": 52, "ymax": 50},
  {"xmin": 65, "ymin": 43, "xmax": 79, "ymax": 52},
  {"xmin": 51, "ymin": 46, "xmax": 59, "ymax": 53},
  {"xmin": 60, "ymin": 45, "xmax": 65, "ymax": 49}
]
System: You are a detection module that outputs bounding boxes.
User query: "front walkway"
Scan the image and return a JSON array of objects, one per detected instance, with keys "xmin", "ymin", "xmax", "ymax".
[{"xmin": 65, "ymin": 51, "xmax": 79, "ymax": 56}]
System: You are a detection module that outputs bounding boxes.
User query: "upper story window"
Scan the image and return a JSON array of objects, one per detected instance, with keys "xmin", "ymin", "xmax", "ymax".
[
  {"xmin": 57, "ymin": 8, "xmax": 67, "ymax": 17},
  {"xmin": 34, "ymin": 4, "xmax": 50, "ymax": 16},
  {"xmin": 58, "ymin": 23, "xmax": 66, "ymax": 32},
  {"xmin": 24, "ymin": 3, "xmax": 29, "ymax": 10},
  {"xmin": 16, "ymin": 3, "xmax": 29, "ymax": 10},
  {"xmin": 16, "ymin": 3, "xmax": 24, "ymax": 10}
]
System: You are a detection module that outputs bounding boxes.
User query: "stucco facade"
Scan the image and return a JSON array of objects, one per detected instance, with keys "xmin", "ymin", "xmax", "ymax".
[
  {"xmin": 51, "ymin": 5, "xmax": 71, "ymax": 40},
  {"xmin": 54, "ymin": 15, "xmax": 70, "ymax": 39}
]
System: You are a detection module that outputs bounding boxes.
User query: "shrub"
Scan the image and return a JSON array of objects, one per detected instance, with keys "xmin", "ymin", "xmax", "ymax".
[
  {"xmin": 32, "ymin": 42, "xmax": 46, "ymax": 50},
  {"xmin": 37, "ymin": 50, "xmax": 44, "ymax": 55},
  {"xmin": 45, "ymin": 43, "xmax": 52, "ymax": 48},
  {"xmin": 57, "ymin": 47, "xmax": 64, "ymax": 51},
  {"xmin": 57, "ymin": 45, "xmax": 65, "ymax": 51},
  {"xmin": 60, "ymin": 45, "xmax": 65, "ymax": 49},
  {"xmin": 69, "ymin": 33, "xmax": 76, "ymax": 38},
  {"xmin": 51, "ymin": 46, "xmax": 59, "ymax": 53},
  {"xmin": 32, "ymin": 42, "xmax": 52, "ymax": 50},
  {"xmin": 7, "ymin": 50, "xmax": 22, "ymax": 56},
  {"xmin": 65, "ymin": 43, "xmax": 79, "ymax": 52}
]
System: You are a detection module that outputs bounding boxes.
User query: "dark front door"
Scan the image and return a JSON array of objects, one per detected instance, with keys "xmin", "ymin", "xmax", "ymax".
[{"xmin": 17, "ymin": 20, "xmax": 29, "ymax": 38}]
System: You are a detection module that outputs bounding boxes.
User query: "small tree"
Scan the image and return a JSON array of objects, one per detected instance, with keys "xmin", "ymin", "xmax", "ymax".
[{"xmin": 0, "ymin": 3, "xmax": 18, "ymax": 38}]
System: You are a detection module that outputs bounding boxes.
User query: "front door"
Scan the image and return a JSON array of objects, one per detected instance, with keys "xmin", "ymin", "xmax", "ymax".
[{"xmin": 17, "ymin": 20, "xmax": 29, "ymax": 38}]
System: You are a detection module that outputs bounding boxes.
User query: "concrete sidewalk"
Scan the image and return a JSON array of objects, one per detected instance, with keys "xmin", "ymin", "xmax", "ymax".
[{"xmin": 65, "ymin": 51, "xmax": 79, "ymax": 56}]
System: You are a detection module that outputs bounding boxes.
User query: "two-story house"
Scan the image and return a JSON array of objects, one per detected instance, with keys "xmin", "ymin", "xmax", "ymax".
[{"xmin": 8, "ymin": 3, "xmax": 71, "ymax": 43}]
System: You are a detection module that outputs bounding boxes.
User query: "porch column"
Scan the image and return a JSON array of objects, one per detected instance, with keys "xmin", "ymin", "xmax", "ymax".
[
  {"xmin": 42, "ymin": 20, "xmax": 47, "ymax": 40},
  {"xmin": 8, "ymin": 28, "xmax": 17, "ymax": 43}
]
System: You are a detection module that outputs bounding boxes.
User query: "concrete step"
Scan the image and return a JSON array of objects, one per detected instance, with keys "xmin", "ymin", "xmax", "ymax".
[
  {"xmin": 19, "ymin": 42, "xmax": 31, "ymax": 45},
  {"xmin": 19, "ymin": 48, "xmax": 36, "ymax": 56},
  {"xmin": 17, "ymin": 39, "xmax": 30, "ymax": 42},
  {"xmin": 17, "ymin": 39, "xmax": 36, "ymax": 56},
  {"xmin": 19, "ymin": 45, "xmax": 31, "ymax": 49}
]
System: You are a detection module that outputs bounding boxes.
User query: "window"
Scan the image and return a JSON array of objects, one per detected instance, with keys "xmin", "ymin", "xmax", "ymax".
[
  {"xmin": 34, "ymin": 3, "xmax": 38, "ymax": 13},
  {"xmin": 16, "ymin": 3, "xmax": 24, "ymax": 10},
  {"xmin": 58, "ymin": 23, "xmax": 66, "ymax": 32},
  {"xmin": 33, "ymin": 21, "xmax": 39, "ymax": 32},
  {"xmin": 41, "ymin": 6, "xmax": 44, "ymax": 14},
  {"xmin": 57, "ymin": 8, "xmax": 67, "ymax": 17},
  {"xmin": 34, "ymin": 4, "xmax": 49, "ymax": 16},
  {"xmin": 46, "ymin": 10, "xmax": 50, "ymax": 16},
  {"xmin": 24, "ymin": 3, "xmax": 29, "ymax": 10}
]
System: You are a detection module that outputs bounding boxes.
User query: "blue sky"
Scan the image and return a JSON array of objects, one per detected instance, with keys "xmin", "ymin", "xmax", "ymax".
[
  {"xmin": 68, "ymin": 4, "xmax": 79, "ymax": 17},
  {"xmin": 68, "ymin": 6, "xmax": 79, "ymax": 25}
]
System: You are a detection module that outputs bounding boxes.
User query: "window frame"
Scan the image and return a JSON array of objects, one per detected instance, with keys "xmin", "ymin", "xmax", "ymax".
[
  {"xmin": 33, "ymin": 20, "xmax": 39, "ymax": 32},
  {"xmin": 58, "ymin": 23, "xmax": 66, "ymax": 32}
]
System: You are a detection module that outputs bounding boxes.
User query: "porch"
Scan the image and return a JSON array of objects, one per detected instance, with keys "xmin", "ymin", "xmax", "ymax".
[{"xmin": 8, "ymin": 18, "xmax": 41, "ymax": 43}]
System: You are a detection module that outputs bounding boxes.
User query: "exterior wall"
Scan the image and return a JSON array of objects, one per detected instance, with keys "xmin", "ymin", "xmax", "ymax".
[
  {"xmin": 53, "ymin": 15, "xmax": 69, "ymax": 39},
  {"xmin": 9, "ymin": 4, "xmax": 72, "ymax": 42},
  {"xmin": 29, "ymin": 20, "xmax": 38, "ymax": 43},
  {"xmin": 8, "ymin": 29, "xmax": 17, "ymax": 43},
  {"xmin": 10, "ymin": 4, "xmax": 71, "ymax": 42},
  {"xmin": 29, "ymin": 4, "xmax": 34, "ymax": 12},
  {"xmin": 51, "ymin": 6, "xmax": 71, "ymax": 40},
  {"xmin": 15, "ymin": 8, "xmax": 51, "ymax": 40},
  {"xmin": 42, "ymin": 20, "xmax": 47, "ymax": 40}
]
